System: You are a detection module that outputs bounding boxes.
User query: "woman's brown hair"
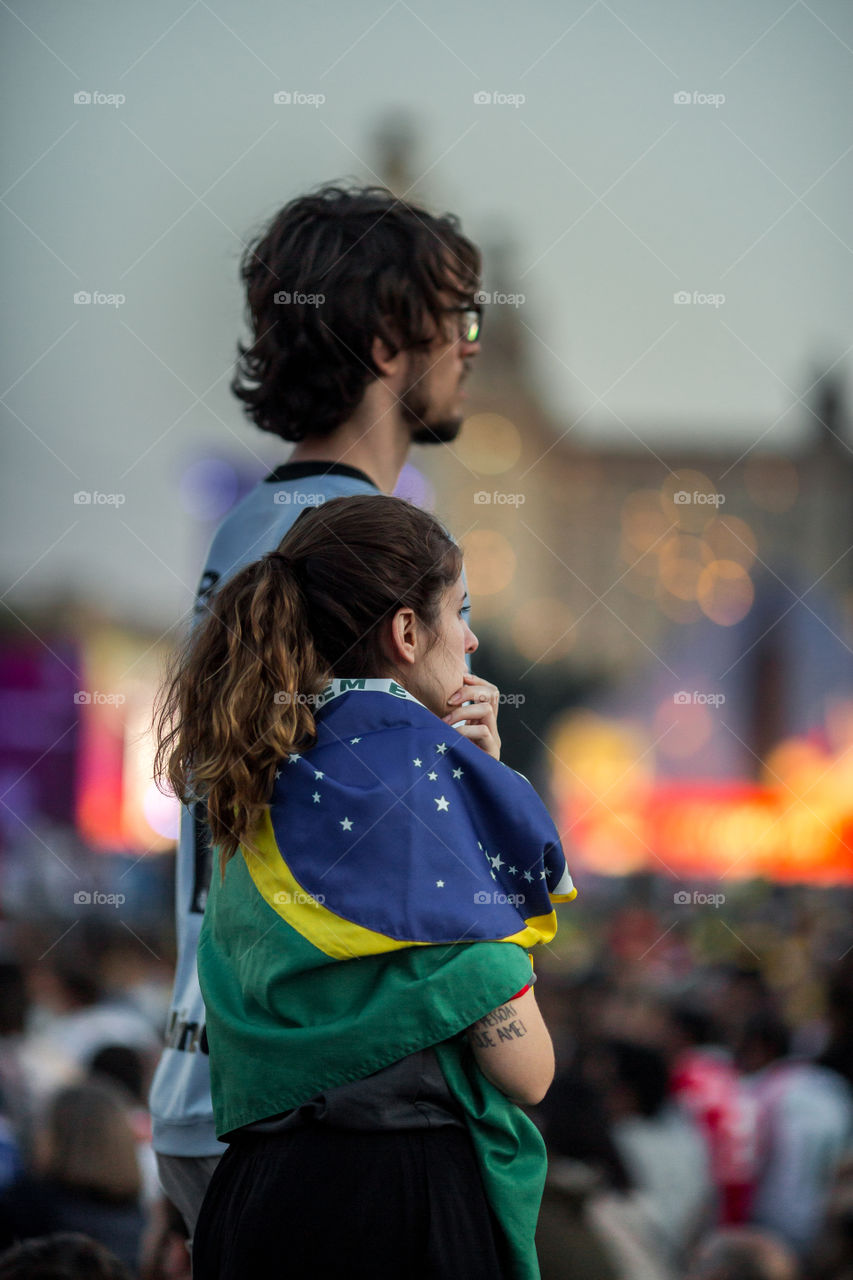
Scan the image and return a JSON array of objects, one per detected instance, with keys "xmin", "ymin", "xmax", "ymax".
[{"xmin": 154, "ymin": 494, "xmax": 462, "ymax": 874}]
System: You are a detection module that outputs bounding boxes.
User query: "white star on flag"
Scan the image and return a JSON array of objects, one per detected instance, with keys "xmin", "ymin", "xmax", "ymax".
[
  {"xmin": 434, "ymin": 796, "xmax": 450, "ymax": 812},
  {"xmin": 412, "ymin": 758, "xmax": 422, "ymax": 767},
  {"xmin": 508, "ymin": 866, "xmax": 518, "ymax": 875},
  {"xmin": 436, "ymin": 743, "xmax": 448, "ymax": 754},
  {"xmin": 275, "ymin": 770, "xmax": 281, "ymax": 780},
  {"xmin": 523, "ymin": 871, "xmax": 533, "ymax": 883},
  {"xmin": 436, "ymin": 880, "xmax": 445, "ymax": 888},
  {"xmin": 491, "ymin": 854, "xmax": 504, "ymax": 870},
  {"xmin": 340, "ymin": 817, "xmax": 353, "ymax": 831},
  {"xmin": 427, "ymin": 771, "xmax": 438, "ymax": 781},
  {"xmin": 312, "ymin": 792, "xmax": 321, "ymax": 803},
  {"xmin": 288, "ymin": 754, "xmax": 301, "ymax": 764},
  {"xmin": 350, "ymin": 738, "xmax": 361, "ymax": 744},
  {"xmin": 314, "ymin": 770, "xmax": 324, "ymax": 780},
  {"xmin": 452, "ymin": 767, "xmax": 463, "ymax": 779}
]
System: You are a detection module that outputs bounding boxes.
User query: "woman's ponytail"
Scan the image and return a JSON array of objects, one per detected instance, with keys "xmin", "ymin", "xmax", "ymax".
[{"xmin": 154, "ymin": 553, "xmax": 329, "ymax": 875}]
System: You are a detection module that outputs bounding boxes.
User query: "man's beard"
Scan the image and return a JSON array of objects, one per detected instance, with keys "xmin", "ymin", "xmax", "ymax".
[{"xmin": 399, "ymin": 354, "xmax": 464, "ymax": 445}]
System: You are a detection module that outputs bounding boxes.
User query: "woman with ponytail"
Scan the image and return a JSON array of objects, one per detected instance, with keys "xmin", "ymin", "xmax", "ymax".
[{"xmin": 154, "ymin": 493, "xmax": 576, "ymax": 1280}]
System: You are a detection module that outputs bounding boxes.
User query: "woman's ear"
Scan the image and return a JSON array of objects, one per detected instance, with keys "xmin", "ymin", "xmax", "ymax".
[{"xmin": 382, "ymin": 606, "xmax": 419, "ymax": 667}]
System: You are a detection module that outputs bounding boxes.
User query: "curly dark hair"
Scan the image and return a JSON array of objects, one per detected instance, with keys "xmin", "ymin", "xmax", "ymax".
[{"xmin": 230, "ymin": 182, "xmax": 481, "ymax": 442}]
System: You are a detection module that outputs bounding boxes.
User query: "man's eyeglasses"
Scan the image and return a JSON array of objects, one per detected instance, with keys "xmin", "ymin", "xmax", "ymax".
[{"xmin": 441, "ymin": 304, "xmax": 483, "ymax": 344}]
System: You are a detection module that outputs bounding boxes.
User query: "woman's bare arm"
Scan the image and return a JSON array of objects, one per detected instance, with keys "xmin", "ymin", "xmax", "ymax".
[{"xmin": 466, "ymin": 987, "xmax": 555, "ymax": 1106}]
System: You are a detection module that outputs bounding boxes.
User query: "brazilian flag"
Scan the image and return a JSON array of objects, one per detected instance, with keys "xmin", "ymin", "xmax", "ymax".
[{"xmin": 199, "ymin": 679, "xmax": 576, "ymax": 1279}]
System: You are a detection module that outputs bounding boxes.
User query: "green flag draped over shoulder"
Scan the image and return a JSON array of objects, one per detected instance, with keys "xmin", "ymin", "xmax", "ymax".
[{"xmin": 198, "ymin": 681, "xmax": 576, "ymax": 1279}]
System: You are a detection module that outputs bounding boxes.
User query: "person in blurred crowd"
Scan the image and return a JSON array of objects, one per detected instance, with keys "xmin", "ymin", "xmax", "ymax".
[
  {"xmin": 685, "ymin": 1227, "xmax": 799, "ymax": 1280},
  {"xmin": 147, "ymin": 181, "xmax": 485, "ymax": 1241},
  {"xmin": 808, "ymin": 1155, "xmax": 853, "ymax": 1280},
  {"xmin": 667, "ymin": 1003, "xmax": 758, "ymax": 1224},
  {"xmin": 538, "ymin": 1066, "xmax": 674, "ymax": 1280},
  {"xmin": 89, "ymin": 1048, "xmax": 159, "ymax": 1209},
  {"xmin": 737, "ymin": 1011, "xmax": 853, "ymax": 1257},
  {"xmin": 818, "ymin": 953, "xmax": 853, "ymax": 1091},
  {"xmin": 0, "ymin": 962, "xmax": 34, "ymax": 1175},
  {"xmin": 0, "ymin": 1079, "xmax": 144, "ymax": 1274},
  {"xmin": 22, "ymin": 945, "xmax": 158, "ymax": 1102},
  {"xmin": 0, "ymin": 1232, "xmax": 133, "ymax": 1280},
  {"xmin": 138, "ymin": 1199, "xmax": 192, "ymax": 1280},
  {"xmin": 591, "ymin": 1038, "xmax": 714, "ymax": 1269}
]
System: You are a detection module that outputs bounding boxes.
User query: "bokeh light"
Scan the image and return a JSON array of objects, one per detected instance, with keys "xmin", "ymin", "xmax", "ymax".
[
  {"xmin": 454, "ymin": 414, "xmax": 522, "ymax": 474},
  {"xmin": 462, "ymin": 529, "xmax": 516, "ymax": 595},
  {"xmin": 697, "ymin": 559, "xmax": 755, "ymax": 625},
  {"xmin": 511, "ymin": 597, "xmax": 577, "ymax": 664}
]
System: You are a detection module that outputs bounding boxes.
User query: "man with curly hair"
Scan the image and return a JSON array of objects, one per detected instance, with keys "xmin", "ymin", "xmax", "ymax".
[{"xmin": 148, "ymin": 182, "xmax": 485, "ymax": 1240}]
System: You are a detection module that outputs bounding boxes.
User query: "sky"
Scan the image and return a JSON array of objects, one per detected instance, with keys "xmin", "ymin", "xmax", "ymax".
[{"xmin": 2, "ymin": 0, "xmax": 852, "ymax": 624}]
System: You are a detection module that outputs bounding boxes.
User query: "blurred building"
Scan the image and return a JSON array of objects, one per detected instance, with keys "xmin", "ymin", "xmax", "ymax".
[{"xmin": 374, "ymin": 121, "xmax": 853, "ymax": 885}]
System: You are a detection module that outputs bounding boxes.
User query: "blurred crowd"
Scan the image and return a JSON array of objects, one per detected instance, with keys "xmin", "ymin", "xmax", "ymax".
[{"xmin": 0, "ymin": 878, "xmax": 852, "ymax": 1278}]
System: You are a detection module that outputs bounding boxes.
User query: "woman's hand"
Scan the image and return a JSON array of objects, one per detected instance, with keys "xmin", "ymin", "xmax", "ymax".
[{"xmin": 442, "ymin": 671, "xmax": 501, "ymax": 761}]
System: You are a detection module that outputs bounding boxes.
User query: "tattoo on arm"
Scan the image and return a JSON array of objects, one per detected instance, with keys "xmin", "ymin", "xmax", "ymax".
[{"xmin": 470, "ymin": 1004, "xmax": 529, "ymax": 1049}]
